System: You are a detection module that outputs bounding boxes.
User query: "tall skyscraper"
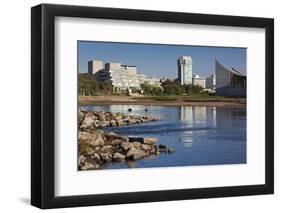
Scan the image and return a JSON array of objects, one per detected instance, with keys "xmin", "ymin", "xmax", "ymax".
[{"xmin": 177, "ymin": 56, "xmax": 192, "ymax": 85}]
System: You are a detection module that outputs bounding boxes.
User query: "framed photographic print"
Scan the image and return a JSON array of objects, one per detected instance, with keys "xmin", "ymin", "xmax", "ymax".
[{"xmin": 31, "ymin": 3, "xmax": 274, "ymax": 209}]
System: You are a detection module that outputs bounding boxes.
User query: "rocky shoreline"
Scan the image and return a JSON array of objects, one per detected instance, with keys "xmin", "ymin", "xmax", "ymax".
[
  {"xmin": 78, "ymin": 110, "xmax": 175, "ymax": 170},
  {"xmin": 79, "ymin": 110, "xmax": 157, "ymax": 130}
]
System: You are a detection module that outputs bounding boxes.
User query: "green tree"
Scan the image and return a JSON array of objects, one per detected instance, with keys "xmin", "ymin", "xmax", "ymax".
[
  {"xmin": 78, "ymin": 74, "xmax": 99, "ymax": 96},
  {"xmin": 99, "ymin": 82, "xmax": 113, "ymax": 94},
  {"xmin": 140, "ymin": 82, "xmax": 162, "ymax": 95}
]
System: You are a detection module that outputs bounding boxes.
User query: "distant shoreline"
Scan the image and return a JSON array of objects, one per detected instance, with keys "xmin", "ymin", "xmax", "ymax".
[{"xmin": 79, "ymin": 96, "xmax": 246, "ymax": 107}]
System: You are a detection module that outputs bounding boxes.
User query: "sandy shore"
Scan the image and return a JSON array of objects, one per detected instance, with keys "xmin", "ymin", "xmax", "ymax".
[{"xmin": 79, "ymin": 96, "xmax": 246, "ymax": 107}]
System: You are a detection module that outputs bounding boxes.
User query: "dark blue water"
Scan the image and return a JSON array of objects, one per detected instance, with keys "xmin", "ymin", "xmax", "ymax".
[{"xmin": 81, "ymin": 105, "xmax": 246, "ymax": 169}]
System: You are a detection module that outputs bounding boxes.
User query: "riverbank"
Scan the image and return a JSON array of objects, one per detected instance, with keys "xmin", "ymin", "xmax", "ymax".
[{"xmin": 79, "ymin": 95, "xmax": 246, "ymax": 107}]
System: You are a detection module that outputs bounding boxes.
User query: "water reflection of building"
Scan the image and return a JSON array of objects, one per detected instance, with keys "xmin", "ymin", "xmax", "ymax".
[
  {"xmin": 180, "ymin": 106, "xmax": 193, "ymax": 123},
  {"xmin": 194, "ymin": 107, "xmax": 207, "ymax": 125},
  {"xmin": 178, "ymin": 106, "xmax": 217, "ymax": 147},
  {"xmin": 179, "ymin": 106, "xmax": 217, "ymax": 126}
]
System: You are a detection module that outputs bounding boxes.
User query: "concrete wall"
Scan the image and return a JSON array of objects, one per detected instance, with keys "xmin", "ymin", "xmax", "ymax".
[{"xmin": 215, "ymin": 60, "xmax": 246, "ymax": 97}]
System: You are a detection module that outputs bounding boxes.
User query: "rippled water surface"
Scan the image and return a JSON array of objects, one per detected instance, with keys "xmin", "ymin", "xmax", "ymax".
[{"xmin": 81, "ymin": 105, "xmax": 246, "ymax": 169}]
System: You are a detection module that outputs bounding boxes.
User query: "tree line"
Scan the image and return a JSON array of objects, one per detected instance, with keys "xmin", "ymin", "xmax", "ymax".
[
  {"xmin": 140, "ymin": 79, "xmax": 204, "ymax": 96},
  {"xmin": 78, "ymin": 74, "xmax": 112, "ymax": 96},
  {"xmin": 78, "ymin": 74, "xmax": 204, "ymax": 96}
]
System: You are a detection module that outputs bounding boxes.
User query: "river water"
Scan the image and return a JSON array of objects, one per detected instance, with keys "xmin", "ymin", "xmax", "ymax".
[{"xmin": 81, "ymin": 105, "xmax": 246, "ymax": 169}]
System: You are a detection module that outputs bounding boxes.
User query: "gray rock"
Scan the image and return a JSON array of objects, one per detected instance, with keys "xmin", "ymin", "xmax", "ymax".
[
  {"xmin": 141, "ymin": 144, "xmax": 152, "ymax": 151},
  {"xmin": 93, "ymin": 120, "xmax": 101, "ymax": 128},
  {"xmin": 81, "ymin": 116, "xmax": 95, "ymax": 128},
  {"xmin": 126, "ymin": 147, "xmax": 148, "ymax": 160},
  {"xmin": 116, "ymin": 119, "xmax": 125, "ymax": 126},
  {"xmin": 101, "ymin": 121, "xmax": 110, "ymax": 127},
  {"xmin": 80, "ymin": 145, "xmax": 95, "ymax": 155},
  {"xmin": 100, "ymin": 145, "xmax": 112, "ymax": 152},
  {"xmin": 90, "ymin": 134, "xmax": 105, "ymax": 147},
  {"xmin": 78, "ymin": 155, "xmax": 86, "ymax": 167},
  {"xmin": 133, "ymin": 142, "xmax": 141, "ymax": 148},
  {"xmin": 121, "ymin": 142, "xmax": 132, "ymax": 151},
  {"xmin": 100, "ymin": 152, "xmax": 112, "ymax": 162},
  {"xmin": 105, "ymin": 132, "xmax": 126, "ymax": 141},
  {"xmin": 110, "ymin": 120, "xmax": 117, "ymax": 126},
  {"xmin": 80, "ymin": 162, "xmax": 95, "ymax": 170},
  {"xmin": 113, "ymin": 152, "xmax": 126, "ymax": 162},
  {"xmin": 144, "ymin": 137, "xmax": 158, "ymax": 144},
  {"xmin": 111, "ymin": 139, "xmax": 124, "ymax": 145},
  {"xmin": 93, "ymin": 153, "xmax": 101, "ymax": 161},
  {"xmin": 78, "ymin": 111, "xmax": 85, "ymax": 124}
]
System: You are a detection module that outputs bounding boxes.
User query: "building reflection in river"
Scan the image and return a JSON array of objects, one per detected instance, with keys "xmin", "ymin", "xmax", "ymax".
[
  {"xmin": 179, "ymin": 106, "xmax": 217, "ymax": 147},
  {"xmin": 178, "ymin": 106, "xmax": 246, "ymax": 148}
]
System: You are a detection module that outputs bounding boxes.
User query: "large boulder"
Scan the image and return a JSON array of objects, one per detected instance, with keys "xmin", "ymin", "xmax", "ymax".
[
  {"xmin": 104, "ymin": 132, "xmax": 126, "ymax": 142},
  {"xmin": 116, "ymin": 119, "xmax": 125, "ymax": 126},
  {"xmin": 80, "ymin": 162, "xmax": 95, "ymax": 170},
  {"xmin": 80, "ymin": 144, "xmax": 95, "ymax": 155},
  {"xmin": 90, "ymin": 133, "xmax": 105, "ymax": 147},
  {"xmin": 81, "ymin": 116, "xmax": 95, "ymax": 129},
  {"xmin": 100, "ymin": 145, "xmax": 112, "ymax": 152},
  {"xmin": 110, "ymin": 120, "xmax": 117, "ymax": 126},
  {"xmin": 144, "ymin": 137, "xmax": 158, "ymax": 144},
  {"xmin": 101, "ymin": 121, "xmax": 110, "ymax": 127},
  {"xmin": 113, "ymin": 152, "xmax": 126, "ymax": 162},
  {"xmin": 126, "ymin": 147, "xmax": 148, "ymax": 160},
  {"xmin": 120, "ymin": 142, "xmax": 132, "ymax": 151},
  {"xmin": 111, "ymin": 139, "xmax": 124, "ymax": 145},
  {"xmin": 100, "ymin": 152, "xmax": 112, "ymax": 162},
  {"xmin": 78, "ymin": 111, "xmax": 85, "ymax": 124},
  {"xmin": 141, "ymin": 144, "xmax": 152, "ymax": 151},
  {"xmin": 133, "ymin": 142, "xmax": 141, "ymax": 148},
  {"xmin": 79, "ymin": 130, "xmax": 105, "ymax": 147},
  {"xmin": 78, "ymin": 155, "xmax": 86, "ymax": 167}
]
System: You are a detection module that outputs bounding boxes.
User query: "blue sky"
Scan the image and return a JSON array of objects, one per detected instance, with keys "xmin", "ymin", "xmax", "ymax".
[{"xmin": 78, "ymin": 41, "xmax": 246, "ymax": 78}]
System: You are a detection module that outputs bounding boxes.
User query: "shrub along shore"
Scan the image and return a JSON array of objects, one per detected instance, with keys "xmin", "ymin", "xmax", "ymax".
[{"xmin": 78, "ymin": 110, "xmax": 175, "ymax": 170}]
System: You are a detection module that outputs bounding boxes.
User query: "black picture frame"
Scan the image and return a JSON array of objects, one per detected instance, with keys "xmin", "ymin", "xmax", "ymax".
[{"xmin": 31, "ymin": 3, "xmax": 274, "ymax": 209}]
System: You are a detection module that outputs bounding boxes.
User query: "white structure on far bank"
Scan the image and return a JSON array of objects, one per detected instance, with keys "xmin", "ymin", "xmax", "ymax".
[
  {"xmin": 177, "ymin": 56, "xmax": 193, "ymax": 85},
  {"xmin": 88, "ymin": 60, "xmax": 161, "ymax": 92},
  {"xmin": 215, "ymin": 60, "xmax": 246, "ymax": 97},
  {"xmin": 88, "ymin": 60, "xmax": 103, "ymax": 78},
  {"xmin": 192, "ymin": 75, "xmax": 206, "ymax": 88}
]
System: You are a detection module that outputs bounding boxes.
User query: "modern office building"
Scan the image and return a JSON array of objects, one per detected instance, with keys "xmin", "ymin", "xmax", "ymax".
[
  {"xmin": 88, "ymin": 60, "xmax": 103, "ymax": 79},
  {"xmin": 192, "ymin": 75, "xmax": 206, "ymax": 88},
  {"xmin": 215, "ymin": 60, "xmax": 246, "ymax": 97},
  {"xmin": 88, "ymin": 60, "xmax": 161, "ymax": 93},
  {"xmin": 177, "ymin": 56, "xmax": 193, "ymax": 85}
]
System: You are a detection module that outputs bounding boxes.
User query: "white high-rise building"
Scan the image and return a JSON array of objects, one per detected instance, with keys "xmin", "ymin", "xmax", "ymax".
[
  {"xmin": 87, "ymin": 60, "xmax": 161, "ymax": 93},
  {"xmin": 177, "ymin": 56, "xmax": 192, "ymax": 85},
  {"xmin": 88, "ymin": 60, "xmax": 103, "ymax": 78}
]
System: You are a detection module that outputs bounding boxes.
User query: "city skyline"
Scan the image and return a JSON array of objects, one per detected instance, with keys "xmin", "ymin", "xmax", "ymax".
[{"xmin": 78, "ymin": 41, "xmax": 246, "ymax": 78}]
